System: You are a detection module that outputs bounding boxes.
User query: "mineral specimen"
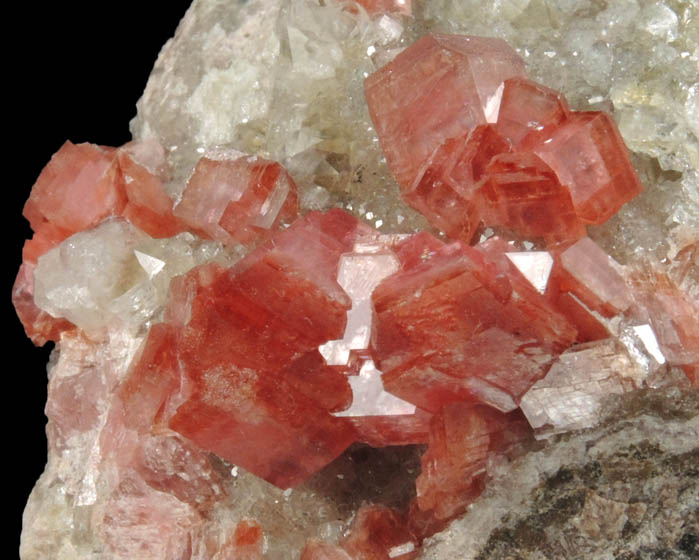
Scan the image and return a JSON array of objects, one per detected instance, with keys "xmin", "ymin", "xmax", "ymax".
[{"xmin": 14, "ymin": 1, "xmax": 699, "ymax": 559}]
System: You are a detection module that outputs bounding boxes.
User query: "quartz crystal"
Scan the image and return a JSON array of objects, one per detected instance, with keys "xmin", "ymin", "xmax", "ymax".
[{"xmin": 15, "ymin": 1, "xmax": 699, "ymax": 559}]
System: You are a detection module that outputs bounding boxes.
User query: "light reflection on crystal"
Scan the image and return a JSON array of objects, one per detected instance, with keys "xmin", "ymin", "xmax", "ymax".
[
  {"xmin": 632, "ymin": 324, "xmax": 666, "ymax": 365},
  {"xmin": 505, "ymin": 251, "xmax": 554, "ymax": 294},
  {"xmin": 320, "ymin": 244, "xmax": 399, "ymax": 366},
  {"xmin": 334, "ymin": 360, "xmax": 415, "ymax": 417},
  {"xmin": 134, "ymin": 250, "xmax": 166, "ymax": 278}
]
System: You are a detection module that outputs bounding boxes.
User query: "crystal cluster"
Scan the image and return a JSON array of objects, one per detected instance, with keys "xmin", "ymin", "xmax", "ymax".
[
  {"xmin": 365, "ymin": 34, "xmax": 642, "ymax": 245},
  {"xmin": 16, "ymin": 1, "xmax": 699, "ymax": 559}
]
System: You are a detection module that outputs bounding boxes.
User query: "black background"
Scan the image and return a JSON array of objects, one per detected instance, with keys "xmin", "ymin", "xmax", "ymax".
[{"xmin": 8, "ymin": 2, "xmax": 191, "ymax": 553}]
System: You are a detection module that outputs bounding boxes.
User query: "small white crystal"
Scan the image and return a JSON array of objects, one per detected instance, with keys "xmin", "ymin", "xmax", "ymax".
[
  {"xmin": 34, "ymin": 221, "xmax": 234, "ymax": 334},
  {"xmin": 134, "ymin": 250, "xmax": 166, "ymax": 278},
  {"xmin": 389, "ymin": 541, "xmax": 416, "ymax": 557},
  {"xmin": 520, "ymin": 339, "xmax": 647, "ymax": 437},
  {"xmin": 632, "ymin": 324, "xmax": 666, "ymax": 365}
]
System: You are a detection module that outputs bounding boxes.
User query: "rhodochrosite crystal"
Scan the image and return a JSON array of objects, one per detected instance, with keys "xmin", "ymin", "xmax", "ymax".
[
  {"xmin": 175, "ymin": 154, "xmax": 299, "ymax": 245},
  {"xmin": 364, "ymin": 34, "xmax": 525, "ymax": 239},
  {"xmin": 16, "ymin": 1, "xmax": 699, "ymax": 559},
  {"xmin": 365, "ymin": 34, "xmax": 643, "ymax": 245}
]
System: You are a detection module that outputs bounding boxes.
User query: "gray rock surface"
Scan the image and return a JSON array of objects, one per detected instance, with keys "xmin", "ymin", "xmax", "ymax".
[{"xmin": 421, "ymin": 388, "xmax": 699, "ymax": 559}]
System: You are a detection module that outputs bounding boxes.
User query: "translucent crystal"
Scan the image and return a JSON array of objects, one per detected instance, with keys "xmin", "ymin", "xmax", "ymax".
[
  {"xmin": 174, "ymin": 154, "xmax": 298, "ymax": 245},
  {"xmin": 365, "ymin": 33, "xmax": 525, "ymax": 190},
  {"xmin": 334, "ymin": 360, "xmax": 415, "ymax": 418},
  {"xmin": 319, "ymin": 243, "xmax": 400, "ymax": 365},
  {"xmin": 33, "ymin": 220, "xmax": 232, "ymax": 334},
  {"xmin": 520, "ymin": 339, "xmax": 647, "ymax": 438},
  {"xmin": 505, "ymin": 251, "xmax": 554, "ymax": 294}
]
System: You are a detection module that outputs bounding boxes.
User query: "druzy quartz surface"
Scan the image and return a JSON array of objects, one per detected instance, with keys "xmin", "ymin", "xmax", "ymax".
[{"xmin": 15, "ymin": 1, "xmax": 699, "ymax": 559}]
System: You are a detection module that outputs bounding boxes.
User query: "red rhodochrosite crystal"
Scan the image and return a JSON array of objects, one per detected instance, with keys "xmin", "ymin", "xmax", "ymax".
[
  {"xmin": 175, "ymin": 155, "xmax": 299, "ymax": 245},
  {"xmin": 301, "ymin": 506, "xmax": 419, "ymax": 560},
  {"xmin": 347, "ymin": 406, "xmax": 432, "ymax": 448},
  {"xmin": 480, "ymin": 152, "xmax": 586, "ymax": 243},
  {"xmin": 373, "ymin": 234, "xmax": 576, "ymax": 413},
  {"xmin": 340, "ymin": 505, "xmax": 419, "ymax": 559},
  {"xmin": 406, "ymin": 125, "xmax": 510, "ymax": 241},
  {"xmin": 120, "ymin": 210, "xmax": 371, "ymax": 488},
  {"xmin": 365, "ymin": 34, "xmax": 643, "ymax": 244},
  {"xmin": 301, "ymin": 503, "xmax": 420, "ymax": 560},
  {"xmin": 365, "ymin": 34, "xmax": 525, "ymax": 190},
  {"xmin": 414, "ymin": 403, "xmax": 532, "ymax": 522}
]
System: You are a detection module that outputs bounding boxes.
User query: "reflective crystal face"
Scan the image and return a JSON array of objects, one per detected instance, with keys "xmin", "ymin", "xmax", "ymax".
[
  {"xmin": 520, "ymin": 339, "xmax": 647, "ymax": 438},
  {"xmin": 175, "ymin": 155, "xmax": 299, "ymax": 245}
]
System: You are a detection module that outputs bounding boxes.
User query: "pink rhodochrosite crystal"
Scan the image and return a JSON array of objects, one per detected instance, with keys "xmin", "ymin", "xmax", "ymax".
[
  {"xmin": 13, "ymin": 141, "xmax": 300, "ymax": 347},
  {"xmin": 116, "ymin": 141, "xmax": 188, "ymax": 238},
  {"xmin": 15, "ymin": 19, "xmax": 698, "ymax": 560},
  {"xmin": 353, "ymin": 0, "xmax": 411, "ymax": 15},
  {"xmin": 174, "ymin": 155, "xmax": 299, "ymax": 245},
  {"xmin": 23, "ymin": 141, "xmax": 124, "ymax": 233},
  {"xmin": 364, "ymin": 34, "xmax": 525, "ymax": 191},
  {"xmin": 554, "ymin": 237, "xmax": 632, "ymax": 317},
  {"xmin": 414, "ymin": 403, "xmax": 532, "ymax": 523},
  {"xmin": 496, "ymin": 77, "xmax": 571, "ymax": 148},
  {"xmin": 628, "ymin": 266, "xmax": 699, "ymax": 377},
  {"xmin": 531, "ymin": 111, "xmax": 643, "ymax": 224},
  {"xmin": 406, "ymin": 125, "xmax": 510, "ymax": 241},
  {"xmin": 365, "ymin": 33, "xmax": 643, "ymax": 245}
]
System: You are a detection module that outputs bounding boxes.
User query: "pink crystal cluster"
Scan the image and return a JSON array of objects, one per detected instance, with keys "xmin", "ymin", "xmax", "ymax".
[
  {"xmin": 15, "ymin": 32, "xmax": 698, "ymax": 559},
  {"xmin": 14, "ymin": 140, "xmax": 299, "ymax": 346},
  {"xmin": 365, "ymin": 34, "xmax": 643, "ymax": 245}
]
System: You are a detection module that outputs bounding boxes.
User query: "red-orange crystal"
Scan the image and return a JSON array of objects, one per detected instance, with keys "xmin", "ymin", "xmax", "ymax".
[
  {"xmin": 374, "ymin": 234, "xmax": 576, "ymax": 413},
  {"xmin": 120, "ymin": 210, "xmax": 372, "ymax": 488},
  {"xmin": 414, "ymin": 403, "xmax": 532, "ymax": 522}
]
